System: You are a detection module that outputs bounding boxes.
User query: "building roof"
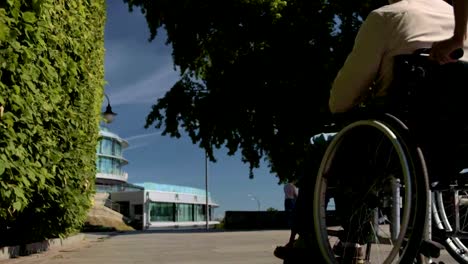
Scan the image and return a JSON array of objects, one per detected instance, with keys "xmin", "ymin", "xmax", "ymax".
[
  {"xmin": 135, "ymin": 182, "xmax": 212, "ymax": 198},
  {"xmin": 99, "ymin": 126, "xmax": 129, "ymax": 148}
]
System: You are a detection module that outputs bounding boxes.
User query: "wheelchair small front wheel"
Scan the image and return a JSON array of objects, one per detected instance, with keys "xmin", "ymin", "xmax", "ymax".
[
  {"xmin": 313, "ymin": 118, "xmax": 428, "ymax": 264},
  {"xmin": 432, "ymin": 188, "xmax": 468, "ymax": 263}
]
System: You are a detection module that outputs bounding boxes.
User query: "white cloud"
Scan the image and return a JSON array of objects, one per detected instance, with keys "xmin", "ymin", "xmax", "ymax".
[
  {"xmin": 109, "ymin": 67, "xmax": 179, "ymax": 106},
  {"xmin": 125, "ymin": 131, "xmax": 162, "ymax": 141},
  {"xmin": 123, "ymin": 131, "xmax": 163, "ymax": 151},
  {"xmin": 125, "ymin": 143, "xmax": 149, "ymax": 151},
  {"xmin": 104, "ymin": 35, "xmax": 179, "ymax": 107}
]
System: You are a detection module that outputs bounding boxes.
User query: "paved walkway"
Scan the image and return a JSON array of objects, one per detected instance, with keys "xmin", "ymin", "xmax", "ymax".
[{"xmin": 0, "ymin": 230, "xmax": 459, "ymax": 264}]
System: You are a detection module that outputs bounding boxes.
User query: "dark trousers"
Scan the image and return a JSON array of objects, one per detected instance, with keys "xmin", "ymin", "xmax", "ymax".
[{"xmin": 285, "ymin": 198, "xmax": 296, "ymax": 228}]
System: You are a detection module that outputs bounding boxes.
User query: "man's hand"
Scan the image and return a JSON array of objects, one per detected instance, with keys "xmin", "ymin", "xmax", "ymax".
[
  {"xmin": 430, "ymin": 36, "xmax": 464, "ymax": 64},
  {"xmin": 431, "ymin": 0, "xmax": 467, "ymax": 64}
]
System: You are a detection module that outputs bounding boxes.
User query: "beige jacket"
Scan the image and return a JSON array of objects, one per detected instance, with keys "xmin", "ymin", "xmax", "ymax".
[{"xmin": 329, "ymin": 0, "xmax": 468, "ymax": 113}]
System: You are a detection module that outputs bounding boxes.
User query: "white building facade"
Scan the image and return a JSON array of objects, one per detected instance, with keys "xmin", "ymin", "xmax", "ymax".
[{"xmin": 111, "ymin": 183, "xmax": 219, "ymax": 229}]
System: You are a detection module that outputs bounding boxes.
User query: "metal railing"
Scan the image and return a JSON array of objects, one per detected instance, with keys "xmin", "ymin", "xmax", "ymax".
[
  {"xmin": 104, "ymin": 198, "xmax": 120, "ymax": 213},
  {"xmin": 95, "ymin": 182, "xmax": 144, "ymax": 193}
]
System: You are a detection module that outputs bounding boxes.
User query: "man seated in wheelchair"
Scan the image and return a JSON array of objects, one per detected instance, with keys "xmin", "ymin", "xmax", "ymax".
[
  {"xmin": 326, "ymin": 0, "xmax": 468, "ymax": 189},
  {"xmin": 310, "ymin": 0, "xmax": 468, "ymax": 261}
]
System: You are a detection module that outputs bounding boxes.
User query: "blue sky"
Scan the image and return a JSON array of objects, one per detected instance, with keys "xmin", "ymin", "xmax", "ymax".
[{"xmin": 103, "ymin": 1, "xmax": 284, "ymax": 218}]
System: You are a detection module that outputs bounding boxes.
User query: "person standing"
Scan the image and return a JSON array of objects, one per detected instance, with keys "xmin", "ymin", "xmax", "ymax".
[
  {"xmin": 284, "ymin": 180, "xmax": 298, "ymax": 228},
  {"xmin": 274, "ymin": 148, "xmax": 326, "ymax": 263}
]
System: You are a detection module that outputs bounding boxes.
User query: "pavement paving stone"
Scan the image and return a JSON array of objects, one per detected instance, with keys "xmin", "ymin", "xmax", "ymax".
[{"xmin": 0, "ymin": 230, "xmax": 460, "ymax": 264}]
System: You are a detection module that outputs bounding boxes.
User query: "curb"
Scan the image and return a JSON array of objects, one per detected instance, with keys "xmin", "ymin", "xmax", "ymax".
[{"xmin": 0, "ymin": 233, "xmax": 85, "ymax": 260}]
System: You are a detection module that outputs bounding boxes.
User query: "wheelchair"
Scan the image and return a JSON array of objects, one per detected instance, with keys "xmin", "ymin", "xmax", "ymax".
[{"xmin": 312, "ymin": 49, "xmax": 468, "ymax": 264}]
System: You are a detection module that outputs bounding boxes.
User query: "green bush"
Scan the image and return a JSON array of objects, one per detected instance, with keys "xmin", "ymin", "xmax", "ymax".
[{"xmin": 0, "ymin": 0, "xmax": 105, "ymax": 245}]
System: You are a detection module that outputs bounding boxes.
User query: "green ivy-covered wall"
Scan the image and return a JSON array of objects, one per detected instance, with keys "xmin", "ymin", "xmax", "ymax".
[{"xmin": 0, "ymin": 0, "xmax": 105, "ymax": 245}]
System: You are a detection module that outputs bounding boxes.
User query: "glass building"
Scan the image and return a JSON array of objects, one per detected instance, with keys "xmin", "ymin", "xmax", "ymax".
[
  {"xmin": 96, "ymin": 127, "xmax": 129, "ymax": 187},
  {"xmin": 96, "ymin": 127, "xmax": 219, "ymax": 229}
]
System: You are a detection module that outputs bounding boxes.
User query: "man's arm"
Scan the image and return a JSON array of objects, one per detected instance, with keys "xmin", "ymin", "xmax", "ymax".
[
  {"xmin": 329, "ymin": 12, "xmax": 387, "ymax": 113},
  {"xmin": 454, "ymin": 0, "xmax": 468, "ymax": 40},
  {"xmin": 430, "ymin": 0, "xmax": 468, "ymax": 64}
]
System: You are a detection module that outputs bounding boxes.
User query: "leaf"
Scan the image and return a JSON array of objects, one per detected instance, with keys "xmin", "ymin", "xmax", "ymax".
[
  {"xmin": 12, "ymin": 201, "xmax": 22, "ymax": 211},
  {"xmin": 13, "ymin": 187, "xmax": 26, "ymax": 200},
  {"xmin": 2, "ymin": 189, "xmax": 10, "ymax": 198},
  {"xmin": 0, "ymin": 21, "xmax": 10, "ymax": 42},
  {"xmin": 22, "ymin": 12, "xmax": 37, "ymax": 24},
  {"xmin": 0, "ymin": 160, "xmax": 4, "ymax": 175}
]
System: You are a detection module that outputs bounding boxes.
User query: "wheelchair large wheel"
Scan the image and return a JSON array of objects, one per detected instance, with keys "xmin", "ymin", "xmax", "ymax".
[
  {"xmin": 313, "ymin": 117, "xmax": 429, "ymax": 264},
  {"xmin": 433, "ymin": 188, "xmax": 468, "ymax": 263}
]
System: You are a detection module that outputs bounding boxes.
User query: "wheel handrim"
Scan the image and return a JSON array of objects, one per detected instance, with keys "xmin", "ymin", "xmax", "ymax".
[{"xmin": 313, "ymin": 120, "xmax": 416, "ymax": 264}]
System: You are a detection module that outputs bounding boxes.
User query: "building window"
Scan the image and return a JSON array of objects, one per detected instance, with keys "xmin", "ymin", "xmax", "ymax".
[
  {"xmin": 176, "ymin": 204, "xmax": 194, "ymax": 222},
  {"xmin": 96, "ymin": 157, "xmax": 123, "ymax": 176},
  {"xmin": 117, "ymin": 201, "xmax": 130, "ymax": 217},
  {"xmin": 100, "ymin": 138, "xmax": 113, "ymax": 155},
  {"xmin": 112, "ymin": 140, "xmax": 122, "ymax": 156},
  {"xmin": 149, "ymin": 202, "xmax": 175, "ymax": 222},
  {"xmin": 194, "ymin": 204, "xmax": 205, "ymax": 221},
  {"xmin": 96, "ymin": 158, "xmax": 102, "ymax": 172},
  {"xmin": 98, "ymin": 157, "xmax": 113, "ymax": 174},
  {"xmin": 134, "ymin": 204, "xmax": 143, "ymax": 215}
]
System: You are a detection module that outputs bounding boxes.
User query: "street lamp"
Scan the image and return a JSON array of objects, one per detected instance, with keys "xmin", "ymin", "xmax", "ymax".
[
  {"xmin": 102, "ymin": 93, "xmax": 117, "ymax": 123},
  {"xmin": 248, "ymin": 194, "xmax": 261, "ymax": 211}
]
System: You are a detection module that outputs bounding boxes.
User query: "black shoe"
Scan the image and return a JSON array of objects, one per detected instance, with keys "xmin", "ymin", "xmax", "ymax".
[
  {"xmin": 274, "ymin": 246, "xmax": 289, "ymax": 260},
  {"xmin": 333, "ymin": 242, "xmax": 365, "ymax": 264}
]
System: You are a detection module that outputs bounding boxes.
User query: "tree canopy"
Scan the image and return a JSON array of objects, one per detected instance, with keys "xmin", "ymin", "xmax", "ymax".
[{"xmin": 123, "ymin": 0, "xmax": 387, "ymax": 182}]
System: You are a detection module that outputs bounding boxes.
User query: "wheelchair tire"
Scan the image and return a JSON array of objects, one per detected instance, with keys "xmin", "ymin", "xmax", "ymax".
[
  {"xmin": 433, "ymin": 189, "xmax": 468, "ymax": 263},
  {"xmin": 313, "ymin": 115, "xmax": 429, "ymax": 264}
]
